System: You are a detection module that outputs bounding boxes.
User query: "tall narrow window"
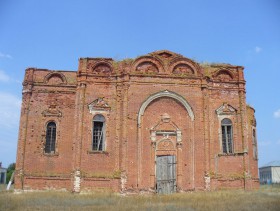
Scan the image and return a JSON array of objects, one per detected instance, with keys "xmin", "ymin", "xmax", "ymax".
[
  {"xmin": 92, "ymin": 114, "xmax": 105, "ymax": 151},
  {"xmin": 221, "ymin": 118, "xmax": 233, "ymax": 153},
  {"xmin": 45, "ymin": 122, "xmax": 56, "ymax": 153},
  {"xmin": 252, "ymin": 129, "xmax": 258, "ymax": 159}
]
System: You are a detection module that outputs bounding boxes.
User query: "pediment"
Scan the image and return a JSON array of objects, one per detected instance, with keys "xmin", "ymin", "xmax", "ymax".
[
  {"xmin": 132, "ymin": 50, "xmax": 201, "ymax": 75},
  {"xmin": 149, "ymin": 50, "xmax": 183, "ymax": 59},
  {"xmin": 151, "ymin": 113, "xmax": 179, "ymax": 131},
  {"xmin": 216, "ymin": 103, "xmax": 237, "ymax": 115},
  {"xmin": 88, "ymin": 98, "xmax": 110, "ymax": 113}
]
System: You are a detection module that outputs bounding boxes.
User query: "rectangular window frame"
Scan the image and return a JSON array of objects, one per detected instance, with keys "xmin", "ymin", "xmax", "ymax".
[
  {"xmin": 222, "ymin": 124, "xmax": 233, "ymax": 154},
  {"xmin": 92, "ymin": 121, "xmax": 105, "ymax": 151},
  {"xmin": 45, "ymin": 122, "xmax": 57, "ymax": 154}
]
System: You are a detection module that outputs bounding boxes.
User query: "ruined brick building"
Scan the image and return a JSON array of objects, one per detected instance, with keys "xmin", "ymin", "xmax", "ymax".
[{"xmin": 15, "ymin": 50, "xmax": 259, "ymax": 193}]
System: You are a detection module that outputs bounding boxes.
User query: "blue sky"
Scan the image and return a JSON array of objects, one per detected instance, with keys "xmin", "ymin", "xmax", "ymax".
[{"xmin": 0, "ymin": 0, "xmax": 279, "ymax": 168}]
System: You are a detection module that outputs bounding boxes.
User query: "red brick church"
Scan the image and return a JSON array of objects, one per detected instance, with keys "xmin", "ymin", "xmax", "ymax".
[{"xmin": 15, "ymin": 50, "xmax": 259, "ymax": 193}]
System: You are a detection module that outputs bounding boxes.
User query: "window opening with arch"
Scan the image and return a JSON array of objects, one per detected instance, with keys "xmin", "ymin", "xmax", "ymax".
[
  {"xmin": 45, "ymin": 122, "xmax": 56, "ymax": 153},
  {"xmin": 221, "ymin": 118, "xmax": 233, "ymax": 153},
  {"xmin": 92, "ymin": 114, "xmax": 105, "ymax": 151}
]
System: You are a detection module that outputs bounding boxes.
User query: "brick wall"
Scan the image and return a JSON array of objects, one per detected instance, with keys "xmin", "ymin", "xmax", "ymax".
[{"xmin": 15, "ymin": 50, "xmax": 259, "ymax": 192}]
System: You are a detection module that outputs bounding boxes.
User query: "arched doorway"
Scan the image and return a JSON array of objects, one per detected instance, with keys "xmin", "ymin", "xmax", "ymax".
[{"xmin": 137, "ymin": 90, "xmax": 195, "ymax": 193}]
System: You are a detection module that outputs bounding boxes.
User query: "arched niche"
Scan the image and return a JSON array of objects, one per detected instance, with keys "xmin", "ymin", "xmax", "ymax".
[
  {"xmin": 169, "ymin": 58, "xmax": 201, "ymax": 76},
  {"xmin": 213, "ymin": 69, "xmax": 234, "ymax": 81},
  {"xmin": 132, "ymin": 56, "xmax": 164, "ymax": 73},
  {"xmin": 92, "ymin": 62, "xmax": 112, "ymax": 74},
  {"xmin": 44, "ymin": 72, "xmax": 67, "ymax": 85},
  {"xmin": 137, "ymin": 90, "xmax": 195, "ymax": 127},
  {"xmin": 172, "ymin": 63, "xmax": 195, "ymax": 75},
  {"xmin": 136, "ymin": 61, "xmax": 159, "ymax": 73}
]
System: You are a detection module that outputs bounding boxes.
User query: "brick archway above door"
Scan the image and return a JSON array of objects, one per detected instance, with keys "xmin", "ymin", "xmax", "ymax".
[{"xmin": 137, "ymin": 90, "xmax": 195, "ymax": 128}]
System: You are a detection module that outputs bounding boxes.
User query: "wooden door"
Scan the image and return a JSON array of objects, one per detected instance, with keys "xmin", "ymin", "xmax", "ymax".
[{"xmin": 156, "ymin": 155, "xmax": 176, "ymax": 194}]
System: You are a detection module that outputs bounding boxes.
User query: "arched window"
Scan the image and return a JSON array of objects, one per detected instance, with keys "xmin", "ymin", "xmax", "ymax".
[
  {"xmin": 221, "ymin": 118, "xmax": 233, "ymax": 153},
  {"xmin": 45, "ymin": 122, "xmax": 56, "ymax": 153},
  {"xmin": 92, "ymin": 114, "xmax": 105, "ymax": 151},
  {"xmin": 252, "ymin": 129, "xmax": 258, "ymax": 159}
]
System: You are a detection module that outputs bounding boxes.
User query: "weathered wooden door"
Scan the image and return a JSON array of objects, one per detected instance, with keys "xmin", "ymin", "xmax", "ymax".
[{"xmin": 156, "ymin": 155, "xmax": 176, "ymax": 194}]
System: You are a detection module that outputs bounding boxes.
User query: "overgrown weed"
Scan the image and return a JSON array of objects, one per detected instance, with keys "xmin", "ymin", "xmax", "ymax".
[{"xmin": 0, "ymin": 187, "xmax": 279, "ymax": 210}]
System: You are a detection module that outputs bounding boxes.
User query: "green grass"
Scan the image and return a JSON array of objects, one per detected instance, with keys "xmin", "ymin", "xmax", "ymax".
[{"xmin": 0, "ymin": 185, "xmax": 279, "ymax": 211}]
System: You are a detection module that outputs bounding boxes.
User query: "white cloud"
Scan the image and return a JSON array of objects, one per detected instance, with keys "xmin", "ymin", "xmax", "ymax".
[
  {"xmin": 254, "ymin": 46, "xmax": 262, "ymax": 53},
  {"xmin": 274, "ymin": 109, "xmax": 280, "ymax": 118},
  {"xmin": 258, "ymin": 140, "xmax": 271, "ymax": 146},
  {"xmin": 0, "ymin": 70, "xmax": 10, "ymax": 82},
  {"xmin": 0, "ymin": 92, "xmax": 21, "ymax": 128},
  {"xmin": 277, "ymin": 140, "xmax": 280, "ymax": 145},
  {"xmin": 0, "ymin": 52, "xmax": 12, "ymax": 59},
  {"xmin": 0, "ymin": 70, "xmax": 21, "ymax": 84}
]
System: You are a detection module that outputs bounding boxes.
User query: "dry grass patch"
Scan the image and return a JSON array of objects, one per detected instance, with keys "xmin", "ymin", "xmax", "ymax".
[{"xmin": 0, "ymin": 186, "xmax": 279, "ymax": 211}]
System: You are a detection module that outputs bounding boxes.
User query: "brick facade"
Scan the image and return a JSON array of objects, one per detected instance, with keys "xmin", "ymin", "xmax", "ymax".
[{"xmin": 15, "ymin": 50, "xmax": 259, "ymax": 193}]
